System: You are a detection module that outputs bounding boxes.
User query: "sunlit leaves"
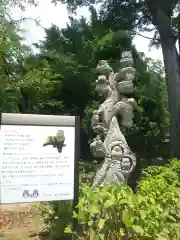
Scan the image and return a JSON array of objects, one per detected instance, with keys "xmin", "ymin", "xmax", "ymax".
[{"xmin": 67, "ymin": 159, "xmax": 180, "ymax": 239}]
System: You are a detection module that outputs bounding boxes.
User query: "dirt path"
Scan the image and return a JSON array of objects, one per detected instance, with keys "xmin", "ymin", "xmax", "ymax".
[{"xmin": 0, "ymin": 203, "xmax": 43, "ymax": 240}]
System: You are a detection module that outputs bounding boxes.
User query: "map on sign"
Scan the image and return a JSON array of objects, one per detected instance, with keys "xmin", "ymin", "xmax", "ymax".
[{"xmin": 0, "ymin": 125, "xmax": 75, "ymax": 204}]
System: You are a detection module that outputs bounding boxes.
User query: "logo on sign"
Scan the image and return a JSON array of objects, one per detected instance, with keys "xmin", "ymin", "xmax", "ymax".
[{"xmin": 22, "ymin": 189, "xmax": 39, "ymax": 198}]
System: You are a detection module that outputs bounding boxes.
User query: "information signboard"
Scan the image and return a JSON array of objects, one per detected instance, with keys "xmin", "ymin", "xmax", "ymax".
[{"xmin": 0, "ymin": 113, "xmax": 80, "ymax": 204}]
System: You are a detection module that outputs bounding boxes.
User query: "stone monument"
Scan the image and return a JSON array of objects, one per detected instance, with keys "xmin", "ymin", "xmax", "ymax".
[{"xmin": 90, "ymin": 51, "xmax": 138, "ymax": 188}]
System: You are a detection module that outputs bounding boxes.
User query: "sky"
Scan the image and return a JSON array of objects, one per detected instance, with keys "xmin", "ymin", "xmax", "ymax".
[{"xmin": 11, "ymin": 0, "xmax": 164, "ymax": 61}]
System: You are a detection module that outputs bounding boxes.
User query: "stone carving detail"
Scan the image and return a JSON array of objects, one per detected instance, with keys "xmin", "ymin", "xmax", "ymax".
[{"xmin": 90, "ymin": 51, "xmax": 138, "ymax": 188}]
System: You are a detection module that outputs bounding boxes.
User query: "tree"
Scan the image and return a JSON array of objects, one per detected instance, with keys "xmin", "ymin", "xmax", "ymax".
[
  {"xmin": 0, "ymin": 0, "xmax": 169, "ymax": 162},
  {"xmin": 128, "ymin": 56, "xmax": 170, "ymax": 158},
  {"xmin": 53, "ymin": 0, "xmax": 180, "ymax": 157},
  {"xmin": 37, "ymin": 15, "xmax": 140, "ymax": 159},
  {"xmin": 36, "ymin": 10, "xmax": 170, "ymax": 161},
  {"xmin": 0, "ymin": 0, "xmax": 28, "ymax": 112},
  {"xmin": 0, "ymin": 0, "xmax": 169, "ymax": 161},
  {"xmin": 143, "ymin": 0, "xmax": 180, "ymax": 158},
  {"xmin": 14, "ymin": 55, "xmax": 63, "ymax": 113},
  {"xmin": 0, "ymin": 0, "xmax": 40, "ymax": 113},
  {"xmin": 0, "ymin": 11, "xmax": 58, "ymax": 114}
]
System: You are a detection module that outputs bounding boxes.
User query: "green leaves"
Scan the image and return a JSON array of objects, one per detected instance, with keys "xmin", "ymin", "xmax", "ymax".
[
  {"xmin": 98, "ymin": 218, "xmax": 105, "ymax": 229},
  {"xmin": 122, "ymin": 210, "xmax": 134, "ymax": 227},
  {"xmin": 64, "ymin": 225, "xmax": 72, "ymax": 233},
  {"xmin": 132, "ymin": 225, "xmax": 144, "ymax": 236},
  {"xmin": 103, "ymin": 196, "xmax": 116, "ymax": 208},
  {"xmin": 61, "ymin": 159, "xmax": 180, "ymax": 239},
  {"xmin": 88, "ymin": 204, "xmax": 100, "ymax": 214},
  {"xmin": 94, "ymin": 30, "xmax": 132, "ymax": 60},
  {"xmin": 39, "ymin": 159, "xmax": 180, "ymax": 239}
]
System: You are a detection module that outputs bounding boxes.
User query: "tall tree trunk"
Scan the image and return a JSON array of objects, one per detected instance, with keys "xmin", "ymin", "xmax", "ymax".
[
  {"xmin": 146, "ymin": 0, "xmax": 180, "ymax": 157},
  {"xmin": 18, "ymin": 88, "xmax": 33, "ymax": 114},
  {"xmin": 157, "ymin": 21, "xmax": 180, "ymax": 158},
  {"xmin": 178, "ymin": 13, "xmax": 180, "ymax": 59},
  {"xmin": 160, "ymin": 40, "xmax": 180, "ymax": 158}
]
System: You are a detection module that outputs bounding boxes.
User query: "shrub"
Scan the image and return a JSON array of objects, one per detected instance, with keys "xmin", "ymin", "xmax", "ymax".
[
  {"xmin": 65, "ymin": 184, "xmax": 180, "ymax": 239},
  {"xmin": 66, "ymin": 159, "xmax": 180, "ymax": 239},
  {"xmin": 40, "ymin": 159, "xmax": 180, "ymax": 239},
  {"xmin": 39, "ymin": 201, "xmax": 71, "ymax": 239}
]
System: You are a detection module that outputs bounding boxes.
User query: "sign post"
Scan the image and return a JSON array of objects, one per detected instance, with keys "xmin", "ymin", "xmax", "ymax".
[{"xmin": 0, "ymin": 113, "xmax": 80, "ymax": 234}]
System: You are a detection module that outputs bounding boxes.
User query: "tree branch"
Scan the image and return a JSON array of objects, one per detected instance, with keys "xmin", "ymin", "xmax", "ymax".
[
  {"xmin": 9, "ymin": 16, "xmax": 43, "ymax": 28},
  {"xmin": 131, "ymin": 29, "xmax": 157, "ymax": 40}
]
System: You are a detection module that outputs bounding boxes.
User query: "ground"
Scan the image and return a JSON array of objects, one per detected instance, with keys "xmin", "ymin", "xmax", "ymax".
[{"xmin": 0, "ymin": 203, "xmax": 44, "ymax": 240}]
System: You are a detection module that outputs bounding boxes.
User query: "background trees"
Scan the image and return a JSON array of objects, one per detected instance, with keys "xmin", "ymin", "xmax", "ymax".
[
  {"xmin": 0, "ymin": 1, "xmax": 177, "ymax": 238},
  {"xmin": 53, "ymin": 0, "xmax": 180, "ymax": 157},
  {"xmin": 0, "ymin": 0, "xmax": 170, "ymax": 162}
]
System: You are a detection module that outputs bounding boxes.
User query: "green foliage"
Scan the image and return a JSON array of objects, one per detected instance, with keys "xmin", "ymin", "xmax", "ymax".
[
  {"xmin": 140, "ymin": 158, "xmax": 180, "ymax": 184},
  {"xmin": 39, "ymin": 159, "xmax": 180, "ymax": 240},
  {"xmin": 0, "ymin": 1, "xmax": 169, "ymax": 160},
  {"xmin": 66, "ymin": 159, "xmax": 180, "ymax": 239},
  {"xmin": 38, "ymin": 20, "xmax": 97, "ymax": 118},
  {"xmin": 54, "ymin": 0, "xmax": 180, "ymax": 158},
  {"xmin": 94, "ymin": 30, "xmax": 132, "ymax": 60},
  {"xmin": 0, "ymin": 3, "xmax": 178, "ymax": 239},
  {"xmin": 0, "ymin": 0, "xmax": 30, "ymax": 112},
  {"xmin": 39, "ymin": 201, "xmax": 72, "ymax": 239},
  {"xmin": 15, "ymin": 56, "xmax": 61, "ymax": 113},
  {"xmin": 82, "ymin": 101, "xmax": 99, "ymax": 135},
  {"xmin": 54, "ymin": 0, "xmax": 180, "ymax": 48},
  {"xmin": 126, "ymin": 56, "xmax": 170, "ymax": 159}
]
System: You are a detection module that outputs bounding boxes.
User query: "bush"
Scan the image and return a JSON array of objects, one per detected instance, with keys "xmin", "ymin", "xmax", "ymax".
[
  {"xmin": 39, "ymin": 201, "xmax": 71, "ymax": 239},
  {"xmin": 40, "ymin": 159, "xmax": 180, "ymax": 239}
]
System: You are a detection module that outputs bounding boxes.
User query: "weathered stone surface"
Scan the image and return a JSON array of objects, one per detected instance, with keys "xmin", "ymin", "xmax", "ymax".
[
  {"xmin": 90, "ymin": 51, "xmax": 138, "ymax": 188},
  {"xmin": 117, "ymin": 81, "xmax": 134, "ymax": 94}
]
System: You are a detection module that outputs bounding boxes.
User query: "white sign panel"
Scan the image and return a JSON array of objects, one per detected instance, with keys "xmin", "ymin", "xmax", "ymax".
[{"xmin": 0, "ymin": 124, "xmax": 75, "ymax": 203}]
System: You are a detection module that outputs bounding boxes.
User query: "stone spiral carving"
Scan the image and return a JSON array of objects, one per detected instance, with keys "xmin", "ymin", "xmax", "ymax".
[{"xmin": 90, "ymin": 51, "xmax": 138, "ymax": 188}]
